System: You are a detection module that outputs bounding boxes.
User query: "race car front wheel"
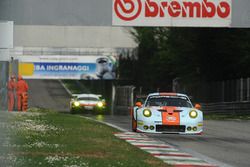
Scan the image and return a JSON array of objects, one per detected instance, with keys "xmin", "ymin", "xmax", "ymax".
[
  {"xmin": 70, "ymin": 108, "xmax": 77, "ymax": 114},
  {"xmin": 132, "ymin": 116, "xmax": 137, "ymax": 132},
  {"xmin": 132, "ymin": 118, "xmax": 137, "ymax": 132}
]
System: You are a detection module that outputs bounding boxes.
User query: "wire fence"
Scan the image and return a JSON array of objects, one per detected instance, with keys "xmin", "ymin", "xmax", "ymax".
[
  {"xmin": 175, "ymin": 78, "xmax": 250, "ymax": 103},
  {"xmin": 173, "ymin": 78, "xmax": 250, "ymax": 113},
  {"xmin": 114, "ymin": 78, "xmax": 250, "ymax": 115}
]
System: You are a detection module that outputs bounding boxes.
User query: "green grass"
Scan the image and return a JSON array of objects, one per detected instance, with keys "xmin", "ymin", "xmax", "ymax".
[
  {"xmin": 9, "ymin": 108, "xmax": 170, "ymax": 167},
  {"xmin": 204, "ymin": 113, "xmax": 250, "ymax": 120}
]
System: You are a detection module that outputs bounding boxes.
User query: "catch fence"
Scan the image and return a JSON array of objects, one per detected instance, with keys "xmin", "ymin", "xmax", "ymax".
[{"xmin": 114, "ymin": 78, "xmax": 250, "ymax": 115}]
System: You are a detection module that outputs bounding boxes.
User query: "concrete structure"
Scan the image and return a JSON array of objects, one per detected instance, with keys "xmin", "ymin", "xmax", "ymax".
[
  {"xmin": 0, "ymin": 0, "xmax": 137, "ymax": 65},
  {"xmin": 14, "ymin": 26, "xmax": 135, "ymax": 48},
  {"xmin": 1, "ymin": 0, "xmax": 250, "ymax": 28},
  {"xmin": 0, "ymin": 21, "xmax": 13, "ymax": 110}
]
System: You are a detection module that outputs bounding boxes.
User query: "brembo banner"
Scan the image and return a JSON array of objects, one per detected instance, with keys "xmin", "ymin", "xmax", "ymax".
[{"xmin": 112, "ymin": 0, "xmax": 232, "ymax": 27}]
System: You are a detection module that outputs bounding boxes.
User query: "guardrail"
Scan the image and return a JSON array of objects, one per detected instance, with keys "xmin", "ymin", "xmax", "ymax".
[
  {"xmin": 115, "ymin": 102, "xmax": 250, "ymax": 115},
  {"xmin": 114, "ymin": 83, "xmax": 250, "ymax": 115},
  {"xmin": 201, "ymin": 101, "xmax": 250, "ymax": 114}
]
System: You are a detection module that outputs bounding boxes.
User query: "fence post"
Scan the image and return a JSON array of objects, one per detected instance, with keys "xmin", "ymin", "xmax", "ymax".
[
  {"xmin": 111, "ymin": 83, "xmax": 116, "ymax": 115},
  {"xmin": 130, "ymin": 86, "xmax": 136, "ymax": 108},
  {"xmin": 247, "ymin": 78, "xmax": 250, "ymax": 101},
  {"xmin": 240, "ymin": 78, "xmax": 244, "ymax": 102},
  {"xmin": 222, "ymin": 81, "xmax": 225, "ymax": 102}
]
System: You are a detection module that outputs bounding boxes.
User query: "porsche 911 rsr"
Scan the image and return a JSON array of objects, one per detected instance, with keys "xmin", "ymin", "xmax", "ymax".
[
  {"xmin": 131, "ymin": 93, "xmax": 203, "ymax": 134},
  {"xmin": 70, "ymin": 94, "xmax": 106, "ymax": 114}
]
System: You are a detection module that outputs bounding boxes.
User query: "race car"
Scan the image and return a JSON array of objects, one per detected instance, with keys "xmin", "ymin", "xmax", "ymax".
[
  {"xmin": 70, "ymin": 94, "xmax": 106, "ymax": 114},
  {"xmin": 131, "ymin": 93, "xmax": 203, "ymax": 134}
]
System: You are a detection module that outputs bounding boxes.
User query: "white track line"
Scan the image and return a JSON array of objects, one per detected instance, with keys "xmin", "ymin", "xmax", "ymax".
[
  {"xmin": 165, "ymin": 160, "xmax": 217, "ymax": 166},
  {"xmin": 154, "ymin": 156, "xmax": 202, "ymax": 161}
]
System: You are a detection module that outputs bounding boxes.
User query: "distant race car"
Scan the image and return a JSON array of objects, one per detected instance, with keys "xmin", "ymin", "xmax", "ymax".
[
  {"xmin": 70, "ymin": 94, "xmax": 106, "ymax": 114},
  {"xmin": 131, "ymin": 93, "xmax": 203, "ymax": 134}
]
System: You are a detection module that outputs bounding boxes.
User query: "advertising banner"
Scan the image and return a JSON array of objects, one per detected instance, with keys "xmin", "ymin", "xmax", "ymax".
[
  {"xmin": 18, "ymin": 55, "xmax": 117, "ymax": 80},
  {"xmin": 113, "ymin": 0, "xmax": 232, "ymax": 27}
]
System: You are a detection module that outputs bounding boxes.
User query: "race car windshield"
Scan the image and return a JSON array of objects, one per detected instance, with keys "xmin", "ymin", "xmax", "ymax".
[
  {"xmin": 77, "ymin": 97, "xmax": 99, "ymax": 101},
  {"xmin": 146, "ymin": 96, "xmax": 192, "ymax": 108}
]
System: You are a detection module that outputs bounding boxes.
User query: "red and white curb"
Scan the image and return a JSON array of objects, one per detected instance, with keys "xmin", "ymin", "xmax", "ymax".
[{"xmin": 114, "ymin": 132, "xmax": 217, "ymax": 167}]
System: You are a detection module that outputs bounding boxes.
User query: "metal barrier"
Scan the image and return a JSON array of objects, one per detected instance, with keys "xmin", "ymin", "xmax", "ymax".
[
  {"xmin": 174, "ymin": 78, "xmax": 250, "ymax": 113},
  {"xmin": 114, "ymin": 86, "xmax": 135, "ymax": 115},
  {"xmin": 174, "ymin": 78, "xmax": 250, "ymax": 103},
  {"xmin": 9, "ymin": 59, "xmax": 18, "ymax": 78},
  {"xmin": 114, "ymin": 78, "xmax": 250, "ymax": 115},
  {"xmin": 0, "ymin": 61, "xmax": 9, "ymax": 111},
  {"xmin": 202, "ymin": 101, "xmax": 250, "ymax": 114}
]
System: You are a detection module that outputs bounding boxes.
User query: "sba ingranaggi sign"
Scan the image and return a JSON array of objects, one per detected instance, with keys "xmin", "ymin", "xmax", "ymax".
[
  {"xmin": 18, "ymin": 55, "xmax": 117, "ymax": 80},
  {"xmin": 112, "ymin": 0, "xmax": 232, "ymax": 27},
  {"xmin": 33, "ymin": 62, "xmax": 96, "ymax": 77}
]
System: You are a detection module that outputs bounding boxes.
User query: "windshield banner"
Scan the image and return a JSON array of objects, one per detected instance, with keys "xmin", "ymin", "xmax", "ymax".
[{"xmin": 18, "ymin": 55, "xmax": 117, "ymax": 80}]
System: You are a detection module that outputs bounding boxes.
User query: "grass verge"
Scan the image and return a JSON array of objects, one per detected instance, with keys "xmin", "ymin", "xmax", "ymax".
[{"xmin": 8, "ymin": 108, "xmax": 170, "ymax": 167}]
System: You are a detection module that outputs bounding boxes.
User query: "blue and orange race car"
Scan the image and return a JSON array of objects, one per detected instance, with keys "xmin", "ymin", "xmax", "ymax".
[{"xmin": 131, "ymin": 93, "xmax": 203, "ymax": 134}]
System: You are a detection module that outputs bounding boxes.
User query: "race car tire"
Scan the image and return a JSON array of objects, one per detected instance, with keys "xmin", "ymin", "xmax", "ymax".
[
  {"xmin": 132, "ymin": 118, "xmax": 137, "ymax": 132},
  {"xmin": 70, "ymin": 108, "xmax": 77, "ymax": 114},
  {"xmin": 132, "ymin": 111, "xmax": 137, "ymax": 132}
]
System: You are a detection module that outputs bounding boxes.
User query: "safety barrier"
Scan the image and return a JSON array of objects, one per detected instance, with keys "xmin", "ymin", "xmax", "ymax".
[
  {"xmin": 114, "ymin": 86, "xmax": 135, "ymax": 115},
  {"xmin": 0, "ymin": 61, "xmax": 9, "ymax": 111},
  {"xmin": 201, "ymin": 101, "xmax": 250, "ymax": 114},
  {"xmin": 114, "ymin": 83, "xmax": 250, "ymax": 115},
  {"xmin": 173, "ymin": 78, "xmax": 250, "ymax": 103}
]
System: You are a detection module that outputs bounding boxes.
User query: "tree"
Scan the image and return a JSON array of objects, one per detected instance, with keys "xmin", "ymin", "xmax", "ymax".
[{"xmin": 119, "ymin": 27, "xmax": 250, "ymax": 91}]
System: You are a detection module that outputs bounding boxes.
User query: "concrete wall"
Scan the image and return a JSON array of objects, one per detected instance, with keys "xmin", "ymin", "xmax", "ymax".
[
  {"xmin": 14, "ymin": 25, "xmax": 137, "ymax": 48},
  {"xmin": 1, "ymin": 0, "xmax": 250, "ymax": 28},
  {"xmin": 1, "ymin": 0, "xmax": 137, "ymax": 56},
  {"xmin": 0, "ymin": 0, "xmax": 112, "ymax": 26}
]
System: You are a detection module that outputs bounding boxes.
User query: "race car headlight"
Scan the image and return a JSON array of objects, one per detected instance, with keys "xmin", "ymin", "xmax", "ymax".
[
  {"xmin": 189, "ymin": 110, "xmax": 198, "ymax": 119},
  {"xmin": 97, "ymin": 102, "xmax": 104, "ymax": 108},
  {"xmin": 143, "ymin": 109, "xmax": 152, "ymax": 117},
  {"xmin": 73, "ymin": 101, "xmax": 80, "ymax": 107}
]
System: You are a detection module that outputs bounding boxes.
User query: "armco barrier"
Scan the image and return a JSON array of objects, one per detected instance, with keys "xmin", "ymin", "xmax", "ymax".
[
  {"xmin": 115, "ymin": 101, "xmax": 250, "ymax": 115},
  {"xmin": 201, "ymin": 101, "xmax": 250, "ymax": 114}
]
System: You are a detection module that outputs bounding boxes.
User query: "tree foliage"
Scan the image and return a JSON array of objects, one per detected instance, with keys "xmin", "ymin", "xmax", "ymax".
[{"xmin": 119, "ymin": 27, "xmax": 250, "ymax": 90}]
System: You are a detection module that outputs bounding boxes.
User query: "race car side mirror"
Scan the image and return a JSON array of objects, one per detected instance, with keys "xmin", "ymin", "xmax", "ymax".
[
  {"xmin": 195, "ymin": 104, "xmax": 201, "ymax": 110},
  {"xmin": 135, "ymin": 102, "xmax": 142, "ymax": 108}
]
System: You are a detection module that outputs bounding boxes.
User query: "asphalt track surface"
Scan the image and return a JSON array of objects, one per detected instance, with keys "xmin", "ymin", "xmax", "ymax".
[
  {"xmin": 27, "ymin": 79, "xmax": 71, "ymax": 112},
  {"xmin": 28, "ymin": 80, "xmax": 250, "ymax": 167},
  {"xmin": 96, "ymin": 116, "xmax": 250, "ymax": 167}
]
